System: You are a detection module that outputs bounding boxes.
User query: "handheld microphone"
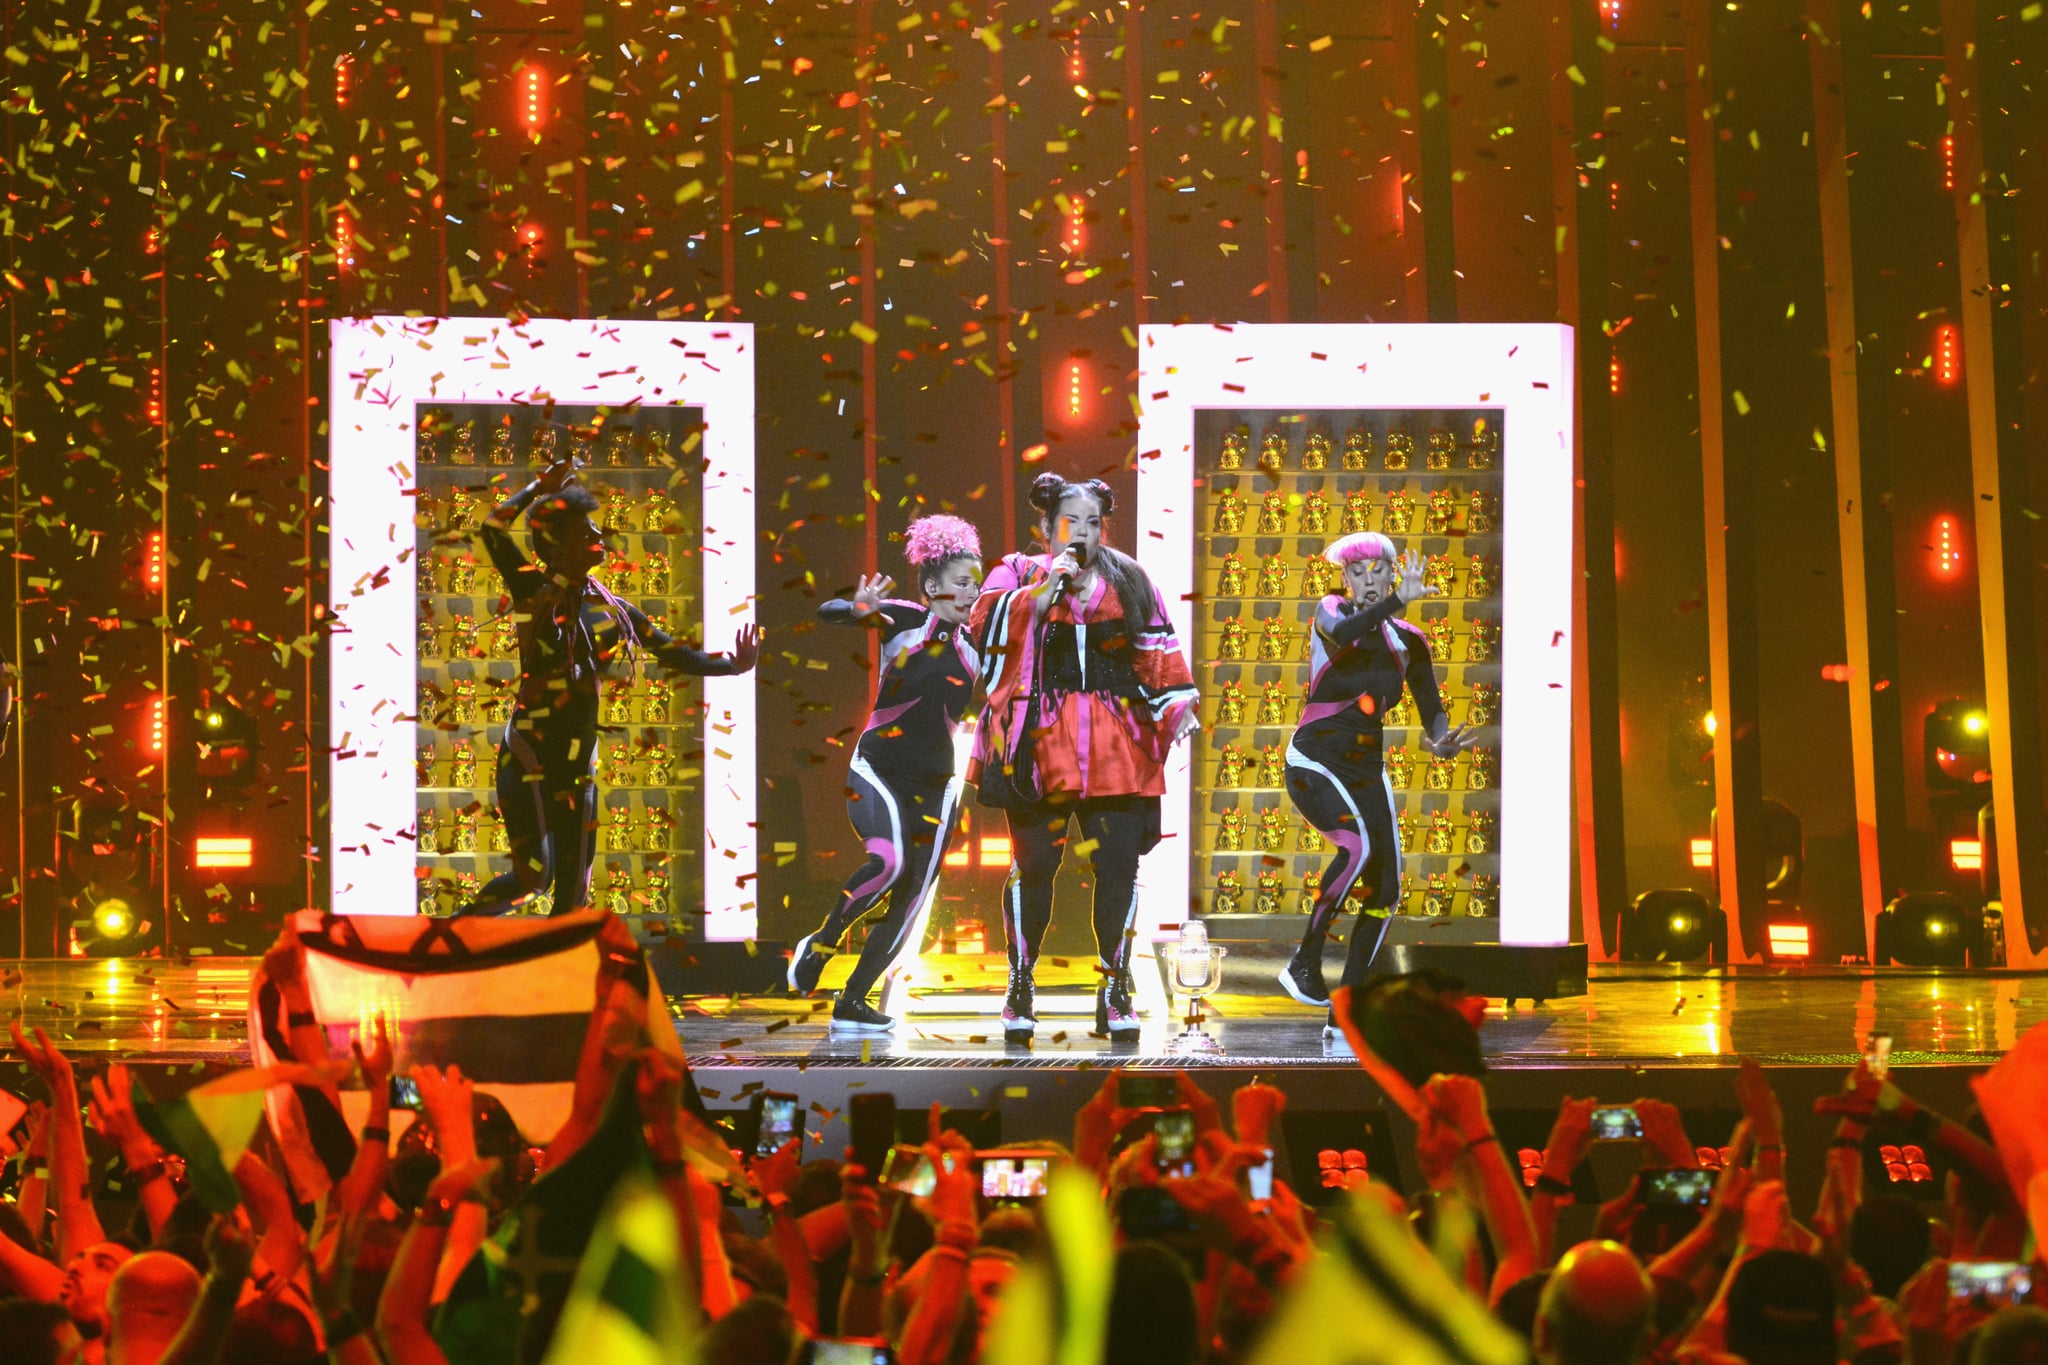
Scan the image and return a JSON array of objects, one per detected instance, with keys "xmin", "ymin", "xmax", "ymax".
[{"xmin": 1057, "ymin": 540, "xmax": 1088, "ymax": 592}]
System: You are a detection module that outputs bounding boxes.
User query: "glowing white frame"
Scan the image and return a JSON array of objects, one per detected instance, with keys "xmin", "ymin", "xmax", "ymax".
[
  {"xmin": 327, "ymin": 317, "xmax": 759, "ymax": 940},
  {"xmin": 1135, "ymin": 323, "xmax": 1575, "ymax": 947}
]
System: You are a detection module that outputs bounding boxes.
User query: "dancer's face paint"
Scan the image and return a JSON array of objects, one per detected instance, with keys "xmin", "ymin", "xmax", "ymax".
[{"xmin": 924, "ymin": 557, "xmax": 983, "ymax": 625}]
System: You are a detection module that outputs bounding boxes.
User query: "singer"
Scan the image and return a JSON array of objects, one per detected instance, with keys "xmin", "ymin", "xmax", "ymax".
[
  {"xmin": 457, "ymin": 459, "xmax": 761, "ymax": 917},
  {"xmin": 787, "ymin": 514, "xmax": 985, "ymax": 1034},
  {"xmin": 1278, "ymin": 532, "xmax": 1478, "ymax": 1029},
  {"xmin": 970, "ymin": 473, "xmax": 1201, "ymax": 1043}
]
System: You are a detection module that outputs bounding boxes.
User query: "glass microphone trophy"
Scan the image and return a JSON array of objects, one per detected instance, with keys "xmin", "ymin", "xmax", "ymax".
[{"xmin": 1166, "ymin": 920, "xmax": 1228, "ymax": 1056}]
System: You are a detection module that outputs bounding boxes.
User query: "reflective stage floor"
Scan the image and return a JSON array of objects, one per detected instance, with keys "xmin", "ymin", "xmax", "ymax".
[
  {"xmin": 2, "ymin": 957, "xmax": 2040, "ymax": 1070},
  {"xmin": 5, "ymin": 956, "xmax": 2039, "ymax": 1194}
]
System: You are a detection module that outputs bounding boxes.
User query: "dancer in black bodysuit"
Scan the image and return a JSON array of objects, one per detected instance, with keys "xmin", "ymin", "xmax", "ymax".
[
  {"xmin": 459, "ymin": 458, "xmax": 760, "ymax": 916},
  {"xmin": 788, "ymin": 515, "xmax": 983, "ymax": 1033},
  {"xmin": 1277, "ymin": 532, "xmax": 1477, "ymax": 1031}
]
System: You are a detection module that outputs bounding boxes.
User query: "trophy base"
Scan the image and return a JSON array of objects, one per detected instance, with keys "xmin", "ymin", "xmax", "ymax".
[{"xmin": 1166, "ymin": 1024, "xmax": 1225, "ymax": 1056}]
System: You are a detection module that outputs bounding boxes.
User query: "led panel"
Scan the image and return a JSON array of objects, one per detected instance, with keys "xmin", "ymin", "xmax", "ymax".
[
  {"xmin": 328, "ymin": 318, "xmax": 758, "ymax": 939},
  {"xmin": 1135, "ymin": 323, "xmax": 1575, "ymax": 947}
]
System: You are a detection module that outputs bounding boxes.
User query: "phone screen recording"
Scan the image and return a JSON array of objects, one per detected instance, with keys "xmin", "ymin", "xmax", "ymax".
[
  {"xmin": 756, "ymin": 1095, "xmax": 801, "ymax": 1157},
  {"xmin": 1642, "ymin": 1168, "xmax": 1715, "ymax": 1207},
  {"xmin": 980, "ymin": 1156, "xmax": 1050, "ymax": 1200},
  {"xmin": 1152, "ymin": 1110, "xmax": 1196, "ymax": 1175},
  {"xmin": 880, "ymin": 1145, "xmax": 935, "ymax": 1197},
  {"xmin": 1948, "ymin": 1261, "xmax": 2032, "ymax": 1307},
  {"xmin": 1118, "ymin": 1074, "xmax": 1178, "ymax": 1109},
  {"xmin": 388, "ymin": 1076, "xmax": 423, "ymax": 1111},
  {"xmin": 1589, "ymin": 1106, "xmax": 1642, "ymax": 1140}
]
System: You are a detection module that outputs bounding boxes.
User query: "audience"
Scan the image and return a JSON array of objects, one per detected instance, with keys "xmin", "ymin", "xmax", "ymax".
[{"xmin": 0, "ymin": 947, "xmax": 2041, "ymax": 1365}]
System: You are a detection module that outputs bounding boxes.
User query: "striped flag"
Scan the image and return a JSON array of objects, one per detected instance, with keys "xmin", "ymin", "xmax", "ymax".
[
  {"xmin": 249, "ymin": 910, "xmax": 687, "ymax": 1200},
  {"xmin": 1248, "ymin": 1191, "xmax": 1526, "ymax": 1365},
  {"xmin": 135, "ymin": 1065, "xmax": 327, "ymax": 1212},
  {"xmin": 541, "ymin": 1172, "xmax": 698, "ymax": 1365}
]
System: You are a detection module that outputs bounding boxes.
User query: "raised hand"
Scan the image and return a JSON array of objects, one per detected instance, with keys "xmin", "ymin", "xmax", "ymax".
[
  {"xmin": 353, "ymin": 1013, "xmax": 395, "ymax": 1094},
  {"xmin": 1634, "ymin": 1098, "xmax": 1698, "ymax": 1169},
  {"xmin": 204, "ymin": 1212, "xmax": 260, "ymax": 1288},
  {"xmin": 1427, "ymin": 723, "xmax": 1482, "ymax": 760},
  {"xmin": 851, "ymin": 573, "xmax": 896, "ymax": 615},
  {"xmin": 1396, "ymin": 549, "xmax": 1429, "ymax": 603},
  {"xmin": 88, "ymin": 1063, "xmax": 157, "ymax": 1166},
  {"xmin": 1231, "ymin": 1078, "xmax": 1287, "ymax": 1150},
  {"xmin": 728, "ymin": 622, "xmax": 761, "ymax": 673},
  {"xmin": 1540, "ymin": 1096, "xmax": 1597, "ymax": 1185},
  {"xmin": 534, "ymin": 457, "xmax": 581, "ymax": 494},
  {"xmin": 412, "ymin": 1064, "xmax": 478, "ymax": 1165}
]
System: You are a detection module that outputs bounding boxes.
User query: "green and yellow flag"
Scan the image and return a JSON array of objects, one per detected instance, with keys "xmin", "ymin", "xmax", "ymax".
[{"xmin": 542, "ymin": 1172, "xmax": 698, "ymax": 1365}]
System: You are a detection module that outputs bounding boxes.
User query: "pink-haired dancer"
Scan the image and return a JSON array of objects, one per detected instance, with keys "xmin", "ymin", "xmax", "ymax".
[
  {"xmin": 1279, "ymin": 532, "xmax": 1478, "ymax": 1030},
  {"xmin": 788, "ymin": 514, "xmax": 984, "ymax": 1033}
]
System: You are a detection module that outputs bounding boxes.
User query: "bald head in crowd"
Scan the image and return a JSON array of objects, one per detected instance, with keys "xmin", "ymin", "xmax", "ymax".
[
  {"xmin": 105, "ymin": 1251, "xmax": 203, "ymax": 1365},
  {"xmin": 1535, "ymin": 1240, "xmax": 1658, "ymax": 1365}
]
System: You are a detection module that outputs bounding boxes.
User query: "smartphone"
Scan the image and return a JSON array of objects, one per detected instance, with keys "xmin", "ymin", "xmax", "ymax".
[
  {"xmin": 979, "ymin": 1153, "xmax": 1051, "ymax": 1201},
  {"xmin": 1152, "ymin": 1108, "xmax": 1196, "ymax": 1176},
  {"xmin": 1948, "ymin": 1261, "xmax": 2033, "ymax": 1308},
  {"xmin": 1118, "ymin": 1074, "xmax": 1179, "ymax": 1110},
  {"xmin": 879, "ymin": 1144, "xmax": 935, "ymax": 1198},
  {"xmin": 388, "ymin": 1076, "xmax": 424, "ymax": 1111},
  {"xmin": 1244, "ymin": 1147, "xmax": 1275, "ymax": 1203},
  {"xmin": 798, "ymin": 1340, "xmax": 896, "ymax": 1365},
  {"xmin": 849, "ymin": 1093, "xmax": 896, "ymax": 1176},
  {"xmin": 1589, "ymin": 1106, "xmax": 1642, "ymax": 1141},
  {"xmin": 1641, "ymin": 1167, "xmax": 1715, "ymax": 1208},
  {"xmin": 1866, "ymin": 1032, "xmax": 1893, "ymax": 1082},
  {"xmin": 754, "ymin": 1091, "xmax": 803, "ymax": 1158}
]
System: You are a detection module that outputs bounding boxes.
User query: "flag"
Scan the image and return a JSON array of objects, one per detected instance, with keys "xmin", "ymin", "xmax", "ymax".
[
  {"xmin": 1970, "ymin": 1017, "xmax": 2048, "ymax": 1247},
  {"xmin": 248, "ymin": 909, "xmax": 688, "ymax": 1201},
  {"xmin": 135, "ymin": 1065, "xmax": 325, "ymax": 1213},
  {"xmin": 1247, "ymin": 1190, "xmax": 1525, "ymax": 1365},
  {"xmin": 541, "ymin": 1172, "xmax": 698, "ymax": 1365},
  {"xmin": 434, "ymin": 1064, "xmax": 653, "ymax": 1365}
]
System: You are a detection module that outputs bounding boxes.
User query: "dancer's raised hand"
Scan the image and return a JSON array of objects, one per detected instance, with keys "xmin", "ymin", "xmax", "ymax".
[
  {"xmin": 851, "ymin": 573, "xmax": 895, "ymax": 615},
  {"xmin": 1396, "ymin": 549, "xmax": 1429, "ymax": 602}
]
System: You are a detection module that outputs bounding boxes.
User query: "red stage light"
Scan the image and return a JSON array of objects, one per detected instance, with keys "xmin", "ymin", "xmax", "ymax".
[
  {"xmin": 143, "ymin": 530, "xmax": 164, "ymax": 591},
  {"xmin": 1932, "ymin": 515, "xmax": 1963, "ymax": 580},
  {"xmin": 335, "ymin": 54, "xmax": 352, "ymax": 107},
  {"xmin": 147, "ymin": 695, "xmax": 166, "ymax": 755},
  {"xmin": 519, "ymin": 64, "xmax": 547, "ymax": 133},
  {"xmin": 1936, "ymin": 323, "xmax": 1959, "ymax": 385},
  {"xmin": 1821, "ymin": 664, "xmax": 1853, "ymax": 682},
  {"xmin": 1765, "ymin": 923, "xmax": 1811, "ymax": 961},
  {"xmin": 1600, "ymin": 0, "xmax": 1622, "ymax": 27},
  {"xmin": 1066, "ymin": 200, "xmax": 1085, "ymax": 256},
  {"xmin": 1941, "ymin": 134, "xmax": 1954, "ymax": 192},
  {"xmin": 978, "ymin": 835, "xmax": 1011, "ymax": 868},
  {"xmin": 144, "ymin": 368, "xmax": 164, "ymax": 427},
  {"xmin": 194, "ymin": 836, "xmax": 253, "ymax": 870},
  {"xmin": 1067, "ymin": 361, "xmax": 1084, "ymax": 418},
  {"xmin": 335, "ymin": 211, "xmax": 356, "ymax": 274},
  {"xmin": 1949, "ymin": 838, "xmax": 1984, "ymax": 873}
]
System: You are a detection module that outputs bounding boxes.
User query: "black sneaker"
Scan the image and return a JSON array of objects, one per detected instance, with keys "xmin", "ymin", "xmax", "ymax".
[
  {"xmin": 829, "ymin": 997, "xmax": 895, "ymax": 1034},
  {"xmin": 1001, "ymin": 965, "xmax": 1036, "ymax": 1042},
  {"xmin": 1278, "ymin": 951, "xmax": 1331, "ymax": 1009},
  {"xmin": 1101, "ymin": 973, "xmax": 1141, "ymax": 1042},
  {"xmin": 788, "ymin": 931, "xmax": 829, "ymax": 995}
]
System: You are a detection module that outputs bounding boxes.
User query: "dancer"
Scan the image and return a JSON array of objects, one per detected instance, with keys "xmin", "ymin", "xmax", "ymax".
[
  {"xmin": 787, "ymin": 515, "xmax": 985, "ymax": 1033},
  {"xmin": 1278, "ymin": 532, "xmax": 1478, "ymax": 1028},
  {"xmin": 460, "ymin": 458, "xmax": 760, "ymax": 916},
  {"xmin": 972, "ymin": 473, "xmax": 1200, "ymax": 1043}
]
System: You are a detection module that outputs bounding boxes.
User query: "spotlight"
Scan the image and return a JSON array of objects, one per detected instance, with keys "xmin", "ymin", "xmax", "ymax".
[
  {"xmin": 1923, "ymin": 698, "xmax": 1991, "ymax": 792},
  {"xmin": 1620, "ymin": 889, "xmax": 1725, "ymax": 964},
  {"xmin": 1875, "ymin": 892, "xmax": 1980, "ymax": 968},
  {"xmin": 93, "ymin": 897, "xmax": 137, "ymax": 941},
  {"xmin": 70, "ymin": 886, "xmax": 153, "ymax": 959}
]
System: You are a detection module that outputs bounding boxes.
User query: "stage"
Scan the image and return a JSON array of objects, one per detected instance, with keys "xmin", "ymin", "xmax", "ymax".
[{"xmin": 7, "ymin": 954, "xmax": 2040, "ymax": 1202}]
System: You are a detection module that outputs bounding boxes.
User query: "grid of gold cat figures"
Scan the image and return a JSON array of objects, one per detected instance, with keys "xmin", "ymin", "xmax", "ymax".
[
  {"xmin": 1191, "ymin": 412, "xmax": 1505, "ymax": 923},
  {"xmin": 411, "ymin": 409, "xmax": 706, "ymax": 920}
]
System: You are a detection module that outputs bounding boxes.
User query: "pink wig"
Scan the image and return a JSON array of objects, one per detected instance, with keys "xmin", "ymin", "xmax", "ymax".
[
  {"xmin": 903, "ymin": 514, "xmax": 982, "ymax": 571},
  {"xmin": 1323, "ymin": 531, "xmax": 1399, "ymax": 567}
]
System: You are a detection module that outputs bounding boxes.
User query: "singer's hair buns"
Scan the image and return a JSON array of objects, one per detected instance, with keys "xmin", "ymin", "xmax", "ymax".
[{"xmin": 1029, "ymin": 473, "xmax": 1116, "ymax": 519}]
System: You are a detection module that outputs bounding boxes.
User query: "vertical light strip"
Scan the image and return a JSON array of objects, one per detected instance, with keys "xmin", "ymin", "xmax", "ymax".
[
  {"xmin": 1136, "ymin": 323, "xmax": 1577, "ymax": 946},
  {"xmin": 326, "ymin": 319, "xmax": 757, "ymax": 937}
]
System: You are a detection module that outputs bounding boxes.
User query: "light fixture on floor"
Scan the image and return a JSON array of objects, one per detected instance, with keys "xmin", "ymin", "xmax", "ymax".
[
  {"xmin": 1763, "ymin": 919, "xmax": 1812, "ymax": 964},
  {"xmin": 1620, "ymin": 889, "xmax": 1724, "ymax": 964},
  {"xmin": 1875, "ymin": 892, "xmax": 1978, "ymax": 968}
]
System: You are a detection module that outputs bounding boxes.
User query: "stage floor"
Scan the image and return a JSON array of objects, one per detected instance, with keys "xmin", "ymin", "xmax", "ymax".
[{"xmin": 4, "ymin": 956, "xmax": 2040, "ymax": 1072}]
